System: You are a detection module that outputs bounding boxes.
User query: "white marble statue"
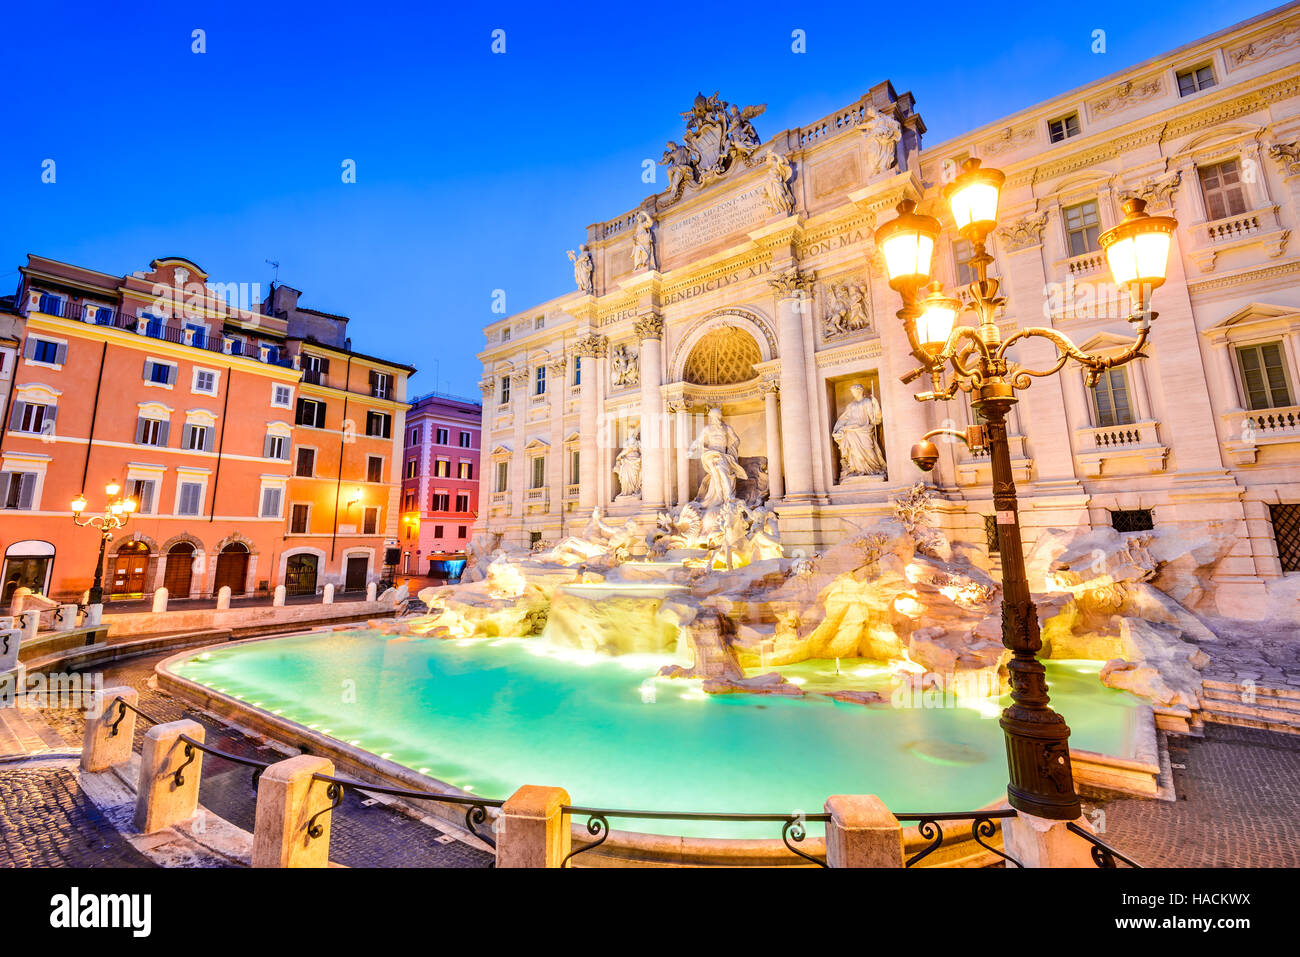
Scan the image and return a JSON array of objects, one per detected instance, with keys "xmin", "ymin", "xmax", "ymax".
[
  {"xmin": 862, "ymin": 107, "xmax": 901, "ymax": 176},
  {"xmin": 568, "ymin": 244, "xmax": 594, "ymax": 295},
  {"xmin": 611, "ymin": 344, "xmax": 639, "ymax": 386},
  {"xmin": 632, "ymin": 211, "xmax": 656, "ymax": 272},
  {"xmin": 688, "ymin": 406, "xmax": 748, "ymax": 509},
  {"xmin": 614, "ymin": 427, "xmax": 643, "ymax": 497},
  {"xmin": 833, "ymin": 383, "xmax": 887, "ymax": 478},
  {"xmin": 660, "ymin": 140, "xmax": 697, "ymax": 194},
  {"xmin": 761, "ymin": 151, "xmax": 795, "ymax": 215}
]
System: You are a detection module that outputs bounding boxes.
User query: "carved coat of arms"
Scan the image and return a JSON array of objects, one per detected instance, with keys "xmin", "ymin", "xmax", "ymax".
[{"xmin": 659, "ymin": 92, "xmax": 766, "ymax": 204}]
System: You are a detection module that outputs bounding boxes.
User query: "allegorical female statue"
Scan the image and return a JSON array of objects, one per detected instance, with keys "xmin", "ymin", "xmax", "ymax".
[
  {"xmin": 614, "ymin": 427, "xmax": 643, "ymax": 496},
  {"xmin": 688, "ymin": 407, "xmax": 747, "ymax": 508},
  {"xmin": 632, "ymin": 211, "xmax": 656, "ymax": 272},
  {"xmin": 832, "ymin": 382, "xmax": 887, "ymax": 478},
  {"xmin": 568, "ymin": 244, "xmax": 594, "ymax": 294}
]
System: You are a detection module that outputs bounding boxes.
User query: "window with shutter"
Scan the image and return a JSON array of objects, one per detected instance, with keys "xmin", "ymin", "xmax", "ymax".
[
  {"xmin": 1091, "ymin": 368, "xmax": 1135, "ymax": 427},
  {"xmin": 129, "ymin": 479, "xmax": 156, "ymax": 514},
  {"xmin": 1198, "ymin": 160, "xmax": 1249, "ymax": 221},
  {"xmin": 1, "ymin": 472, "xmax": 35, "ymax": 509},
  {"xmin": 1237, "ymin": 343, "xmax": 1294, "ymax": 410},
  {"xmin": 260, "ymin": 487, "xmax": 282, "ymax": 518},
  {"xmin": 177, "ymin": 482, "xmax": 203, "ymax": 515},
  {"xmin": 362, "ymin": 507, "xmax": 379, "ymax": 535},
  {"xmin": 295, "ymin": 447, "xmax": 315, "ymax": 477},
  {"xmin": 366, "ymin": 457, "xmax": 383, "ymax": 483},
  {"xmin": 290, "ymin": 503, "xmax": 310, "ymax": 534}
]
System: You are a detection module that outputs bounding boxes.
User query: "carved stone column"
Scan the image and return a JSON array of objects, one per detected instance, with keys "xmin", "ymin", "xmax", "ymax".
[
  {"xmin": 636, "ymin": 315, "xmax": 666, "ymax": 508},
  {"xmin": 770, "ymin": 270, "xmax": 816, "ymax": 500},
  {"xmin": 574, "ymin": 334, "xmax": 606, "ymax": 511},
  {"xmin": 670, "ymin": 400, "xmax": 691, "ymax": 506},
  {"xmin": 760, "ymin": 378, "xmax": 783, "ymax": 500}
]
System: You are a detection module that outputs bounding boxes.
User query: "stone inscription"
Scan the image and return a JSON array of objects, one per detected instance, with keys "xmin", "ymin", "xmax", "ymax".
[
  {"xmin": 661, "ymin": 185, "xmax": 768, "ymax": 258},
  {"xmin": 662, "ymin": 262, "xmax": 771, "ymax": 306}
]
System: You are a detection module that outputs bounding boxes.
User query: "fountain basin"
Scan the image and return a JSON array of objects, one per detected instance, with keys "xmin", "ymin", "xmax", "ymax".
[{"xmin": 159, "ymin": 629, "xmax": 1156, "ymax": 866}]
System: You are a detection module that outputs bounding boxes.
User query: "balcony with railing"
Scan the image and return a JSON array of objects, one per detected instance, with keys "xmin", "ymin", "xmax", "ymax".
[
  {"xmin": 1073, "ymin": 419, "xmax": 1168, "ymax": 477},
  {"xmin": 1222, "ymin": 404, "xmax": 1300, "ymax": 465},
  {"xmin": 1187, "ymin": 204, "xmax": 1288, "ymax": 273}
]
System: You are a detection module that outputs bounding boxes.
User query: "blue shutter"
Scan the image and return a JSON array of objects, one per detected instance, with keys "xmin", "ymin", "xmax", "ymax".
[
  {"xmin": 157, "ymin": 420, "xmax": 170, "ymax": 446},
  {"xmin": 204, "ymin": 427, "xmax": 215, "ymax": 452},
  {"xmin": 8, "ymin": 401, "xmax": 25, "ymax": 431},
  {"xmin": 135, "ymin": 417, "xmax": 147, "ymax": 444},
  {"xmin": 16, "ymin": 474, "xmax": 34, "ymax": 509}
]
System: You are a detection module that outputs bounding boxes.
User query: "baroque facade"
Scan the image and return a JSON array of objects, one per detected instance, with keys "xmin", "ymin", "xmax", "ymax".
[{"xmin": 476, "ymin": 6, "xmax": 1300, "ymax": 619}]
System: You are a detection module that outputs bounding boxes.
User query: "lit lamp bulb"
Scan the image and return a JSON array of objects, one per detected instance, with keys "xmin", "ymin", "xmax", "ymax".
[
  {"xmin": 874, "ymin": 199, "xmax": 942, "ymax": 296},
  {"xmin": 1099, "ymin": 198, "xmax": 1176, "ymax": 324},
  {"xmin": 916, "ymin": 283, "xmax": 961, "ymax": 354},
  {"xmin": 105, "ymin": 480, "xmax": 121, "ymax": 497},
  {"xmin": 71, "ymin": 495, "xmax": 87, "ymax": 515},
  {"xmin": 110, "ymin": 502, "xmax": 123, "ymax": 515},
  {"xmin": 944, "ymin": 158, "xmax": 1005, "ymax": 244},
  {"xmin": 123, "ymin": 498, "xmax": 138, "ymax": 513}
]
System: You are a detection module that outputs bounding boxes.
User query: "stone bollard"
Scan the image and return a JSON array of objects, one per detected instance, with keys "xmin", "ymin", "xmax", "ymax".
[
  {"xmin": 497, "ymin": 785, "xmax": 570, "ymax": 867},
  {"xmin": 151, "ymin": 588, "xmax": 168, "ymax": 614},
  {"xmin": 18, "ymin": 612, "xmax": 39, "ymax": 644},
  {"xmin": 273, "ymin": 585, "xmax": 286, "ymax": 607},
  {"xmin": 824, "ymin": 795, "xmax": 905, "ymax": 867},
  {"xmin": 1002, "ymin": 810, "xmax": 1097, "ymax": 867},
  {"xmin": 55, "ymin": 604, "xmax": 79, "ymax": 632},
  {"xmin": 365, "ymin": 581, "xmax": 377, "ymax": 602},
  {"xmin": 84, "ymin": 603, "xmax": 103, "ymax": 627},
  {"xmin": 134, "ymin": 719, "xmax": 205, "ymax": 834},
  {"xmin": 0, "ymin": 615, "xmax": 13, "ymax": 630},
  {"xmin": 216, "ymin": 585, "xmax": 231, "ymax": 610},
  {"xmin": 252, "ymin": 755, "xmax": 336, "ymax": 868},
  {"xmin": 322, "ymin": 583, "xmax": 334, "ymax": 605},
  {"xmin": 81, "ymin": 686, "xmax": 139, "ymax": 772},
  {"xmin": 0, "ymin": 628, "xmax": 22, "ymax": 697}
]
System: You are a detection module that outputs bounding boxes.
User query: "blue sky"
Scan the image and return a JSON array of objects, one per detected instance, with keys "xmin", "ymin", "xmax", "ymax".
[{"xmin": 0, "ymin": 1, "xmax": 1281, "ymax": 396}]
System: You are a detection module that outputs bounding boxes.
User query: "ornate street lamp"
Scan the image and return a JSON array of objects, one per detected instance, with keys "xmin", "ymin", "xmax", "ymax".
[
  {"xmin": 876, "ymin": 160, "xmax": 1177, "ymax": 820},
  {"xmin": 72, "ymin": 481, "xmax": 138, "ymax": 605}
]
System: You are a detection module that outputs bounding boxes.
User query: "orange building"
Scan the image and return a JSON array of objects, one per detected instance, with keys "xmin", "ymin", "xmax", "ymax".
[{"xmin": 0, "ymin": 255, "xmax": 412, "ymax": 603}]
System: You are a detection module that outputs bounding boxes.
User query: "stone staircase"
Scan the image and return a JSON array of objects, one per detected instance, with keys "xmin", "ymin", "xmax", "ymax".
[
  {"xmin": 1200, "ymin": 679, "xmax": 1300, "ymax": 735},
  {"xmin": 0, "ymin": 704, "xmax": 72, "ymax": 758}
]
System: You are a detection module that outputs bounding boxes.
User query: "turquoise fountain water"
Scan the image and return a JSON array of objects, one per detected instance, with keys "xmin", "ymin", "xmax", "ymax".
[{"xmin": 169, "ymin": 629, "xmax": 1142, "ymax": 838}]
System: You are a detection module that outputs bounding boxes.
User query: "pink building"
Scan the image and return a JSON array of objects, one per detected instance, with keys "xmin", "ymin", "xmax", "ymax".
[{"xmin": 399, "ymin": 391, "xmax": 481, "ymax": 577}]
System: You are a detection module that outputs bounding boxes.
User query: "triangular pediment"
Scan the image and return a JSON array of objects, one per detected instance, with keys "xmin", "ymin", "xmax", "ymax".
[{"xmin": 1204, "ymin": 302, "xmax": 1299, "ymax": 333}]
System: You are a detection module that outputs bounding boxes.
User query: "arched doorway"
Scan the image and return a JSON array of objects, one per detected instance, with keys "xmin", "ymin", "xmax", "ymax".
[
  {"xmin": 109, "ymin": 541, "xmax": 150, "ymax": 598},
  {"xmin": 163, "ymin": 542, "xmax": 195, "ymax": 598},
  {"xmin": 213, "ymin": 542, "xmax": 249, "ymax": 596},
  {"xmin": 285, "ymin": 554, "xmax": 319, "ymax": 597}
]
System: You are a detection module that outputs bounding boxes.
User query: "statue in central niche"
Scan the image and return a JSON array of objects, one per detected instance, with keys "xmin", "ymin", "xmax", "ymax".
[{"xmin": 688, "ymin": 406, "xmax": 747, "ymax": 509}]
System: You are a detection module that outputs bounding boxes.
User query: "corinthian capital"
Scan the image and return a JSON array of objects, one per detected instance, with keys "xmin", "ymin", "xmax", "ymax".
[
  {"xmin": 634, "ymin": 314, "xmax": 665, "ymax": 341},
  {"xmin": 768, "ymin": 268, "xmax": 814, "ymax": 298},
  {"xmin": 573, "ymin": 333, "xmax": 608, "ymax": 358}
]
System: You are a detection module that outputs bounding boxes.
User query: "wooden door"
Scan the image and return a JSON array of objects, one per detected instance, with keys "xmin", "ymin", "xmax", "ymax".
[
  {"xmin": 110, "ymin": 543, "xmax": 149, "ymax": 597},
  {"xmin": 214, "ymin": 546, "xmax": 249, "ymax": 596},
  {"xmin": 344, "ymin": 556, "xmax": 367, "ymax": 591},
  {"xmin": 163, "ymin": 544, "xmax": 195, "ymax": 598}
]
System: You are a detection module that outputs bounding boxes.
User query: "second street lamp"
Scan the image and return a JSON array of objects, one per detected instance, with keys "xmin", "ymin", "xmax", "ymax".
[
  {"xmin": 875, "ymin": 164, "xmax": 1178, "ymax": 821},
  {"xmin": 72, "ymin": 481, "xmax": 138, "ymax": 606}
]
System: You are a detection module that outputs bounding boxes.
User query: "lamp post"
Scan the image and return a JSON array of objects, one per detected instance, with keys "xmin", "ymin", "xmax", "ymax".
[
  {"xmin": 72, "ymin": 481, "xmax": 138, "ymax": 606},
  {"xmin": 875, "ymin": 159, "xmax": 1177, "ymax": 820}
]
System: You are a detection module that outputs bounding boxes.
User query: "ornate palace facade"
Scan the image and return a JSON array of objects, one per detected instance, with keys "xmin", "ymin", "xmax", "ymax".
[{"xmin": 476, "ymin": 5, "xmax": 1300, "ymax": 619}]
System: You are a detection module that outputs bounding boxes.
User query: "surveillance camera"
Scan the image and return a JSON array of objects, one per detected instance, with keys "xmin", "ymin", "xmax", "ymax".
[{"xmin": 910, "ymin": 439, "xmax": 940, "ymax": 472}]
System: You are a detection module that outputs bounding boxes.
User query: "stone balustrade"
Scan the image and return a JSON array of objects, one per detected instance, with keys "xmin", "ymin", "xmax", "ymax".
[
  {"xmin": 1073, "ymin": 419, "xmax": 1168, "ymax": 478},
  {"xmin": 1222, "ymin": 404, "xmax": 1300, "ymax": 465}
]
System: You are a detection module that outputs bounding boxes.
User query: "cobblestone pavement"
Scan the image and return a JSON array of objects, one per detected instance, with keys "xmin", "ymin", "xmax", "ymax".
[
  {"xmin": 0, "ymin": 767, "xmax": 157, "ymax": 868},
  {"xmin": 36, "ymin": 653, "xmax": 492, "ymax": 868},
  {"xmin": 1197, "ymin": 616, "xmax": 1300, "ymax": 690},
  {"xmin": 1090, "ymin": 724, "xmax": 1300, "ymax": 867}
]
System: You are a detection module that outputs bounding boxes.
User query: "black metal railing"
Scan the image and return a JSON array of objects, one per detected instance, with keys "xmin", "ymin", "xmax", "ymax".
[
  {"xmin": 560, "ymin": 806, "xmax": 830, "ymax": 867},
  {"xmin": 306, "ymin": 771, "xmax": 501, "ymax": 850},
  {"xmin": 895, "ymin": 810, "xmax": 1022, "ymax": 867},
  {"xmin": 1066, "ymin": 822, "xmax": 1143, "ymax": 867}
]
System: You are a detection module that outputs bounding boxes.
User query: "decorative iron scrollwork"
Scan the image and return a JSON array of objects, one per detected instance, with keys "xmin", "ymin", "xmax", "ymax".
[
  {"xmin": 562, "ymin": 814, "xmax": 610, "ymax": 867},
  {"xmin": 307, "ymin": 782, "xmax": 344, "ymax": 840}
]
